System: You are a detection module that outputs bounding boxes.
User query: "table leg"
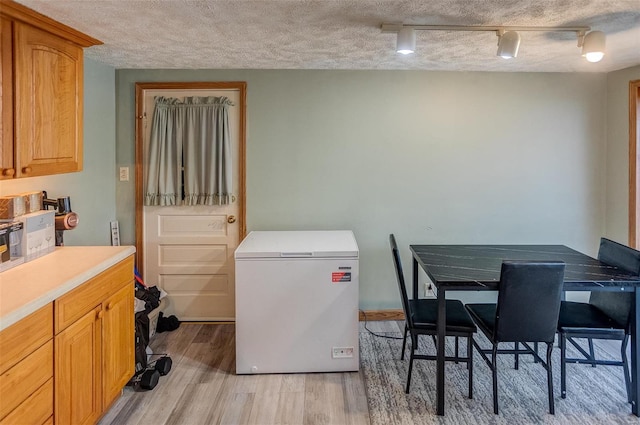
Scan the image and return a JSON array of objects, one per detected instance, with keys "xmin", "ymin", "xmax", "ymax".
[
  {"xmin": 436, "ymin": 288, "xmax": 446, "ymax": 415},
  {"xmin": 632, "ymin": 288, "xmax": 640, "ymax": 415},
  {"xmin": 412, "ymin": 258, "xmax": 419, "ymax": 300}
]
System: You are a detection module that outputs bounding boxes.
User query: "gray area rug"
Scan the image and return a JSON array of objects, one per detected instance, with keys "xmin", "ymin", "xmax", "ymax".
[{"xmin": 360, "ymin": 330, "xmax": 639, "ymax": 424}]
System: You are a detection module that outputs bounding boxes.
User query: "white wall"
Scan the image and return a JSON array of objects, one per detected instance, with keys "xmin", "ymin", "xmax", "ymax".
[
  {"xmin": 0, "ymin": 58, "xmax": 116, "ymax": 246},
  {"xmin": 116, "ymin": 69, "xmax": 608, "ymax": 309},
  {"xmin": 605, "ymin": 66, "xmax": 640, "ymax": 243}
]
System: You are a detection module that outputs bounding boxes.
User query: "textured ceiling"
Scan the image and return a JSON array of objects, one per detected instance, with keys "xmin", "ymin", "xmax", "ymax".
[{"xmin": 12, "ymin": 0, "xmax": 640, "ymax": 72}]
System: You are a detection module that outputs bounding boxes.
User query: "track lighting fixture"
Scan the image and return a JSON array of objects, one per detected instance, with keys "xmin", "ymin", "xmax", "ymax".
[
  {"xmin": 396, "ymin": 27, "xmax": 416, "ymax": 55},
  {"xmin": 496, "ymin": 30, "xmax": 520, "ymax": 59},
  {"xmin": 580, "ymin": 30, "xmax": 606, "ymax": 62},
  {"xmin": 382, "ymin": 24, "xmax": 605, "ymax": 63}
]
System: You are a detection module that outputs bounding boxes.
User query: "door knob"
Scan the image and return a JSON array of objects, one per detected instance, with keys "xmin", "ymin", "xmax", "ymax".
[{"xmin": 227, "ymin": 215, "xmax": 236, "ymax": 224}]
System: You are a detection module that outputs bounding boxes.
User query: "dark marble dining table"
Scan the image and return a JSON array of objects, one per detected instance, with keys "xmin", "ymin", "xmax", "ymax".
[{"xmin": 409, "ymin": 244, "xmax": 640, "ymax": 416}]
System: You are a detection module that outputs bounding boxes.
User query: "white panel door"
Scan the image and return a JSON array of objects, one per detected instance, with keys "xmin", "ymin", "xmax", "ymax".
[{"xmin": 142, "ymin": 88, "xmax": 241, "ymax": 321}]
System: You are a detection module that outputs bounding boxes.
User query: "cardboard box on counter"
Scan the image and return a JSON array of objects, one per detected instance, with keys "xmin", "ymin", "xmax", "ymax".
[
  {"xmin": 0, "ymin": 221, "xmax": 25, "ymax": 272},
  {"xmin": 15, "ymin": 210, "xmax": 55, "ymax": 263},
  {"xmin": 22, "ymin": 191, "xmax": 43, "ymax": 213},
  {"xmin": 0, "ymin": 223, "xmax": 10, "ymax": 263},
  {"xmin": 0, "ymin": 195, "xmax": 27, "ymax": 219}
]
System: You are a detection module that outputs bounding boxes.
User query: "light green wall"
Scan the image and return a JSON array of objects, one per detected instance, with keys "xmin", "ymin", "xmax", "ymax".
[
  {"xmin": 0, "ymin": 58, "xmax": 116, "ymax": 246},
  {"xmin": 116, "ymin": 69, "xmax": 608, "ymax": 309},
  {"xmin": 605, "ymin": 66, "xmax": 640, "ymax": 243},
  {"xmin": 1, "ymin": 60, "xmax": 633, "ymax": 309}
]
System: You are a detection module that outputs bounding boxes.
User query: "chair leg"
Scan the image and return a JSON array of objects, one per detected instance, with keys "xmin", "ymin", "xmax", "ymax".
[
  {"xmin": 560, "ymin": 332, "xmax": 567, "ymax": 399},
  {"xmin": 546, "ymin": 342, "xmax": 555, "ymax": 415},
  {"xmin": 588, "ymin": 338, "xmax": 596, "ymax": 367},
  {"xmin": 455, "ymin": 336, "xmax": 459, "ymax": 364},
  {"xmin": 406, "ymin": 334, "xmax": 417, "ymax": 393},
  {"xmin": 492, "ymin": 344, "xmax": 499, "ymax": 414},
  {"xmin": 514, "ymin": 342, "xmax": 519, "ymax": 370},
  {"xmin": 401, "ymin": 322, "xmax": 409, "ymax": 360},
  {"xmin": 468, "ymin": 335, "xmax": 474, "ymax": 399},
  {"xmin": 621, "ymin": 335, "xmax": 632, "ymax": 403},
  {"xmin": 534, "ymin": 341, "xmax": 539, "ymax": 363}
]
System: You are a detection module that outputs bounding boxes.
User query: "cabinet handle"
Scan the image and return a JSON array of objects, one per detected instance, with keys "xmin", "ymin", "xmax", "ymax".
[
  {"xmin": 106, "ymin": 302, "xmax": 114, "ymax": 310},
  {"xmin": 96, "ymin": 310, "xmax": 104, "ymax": 320},
  {"xmin": 2, "ymin": 168, "xmax": 15, "ymax": 177},
  {"xmin": 21, "ymin": 166, "xmax": 32, "ymax": 174}
]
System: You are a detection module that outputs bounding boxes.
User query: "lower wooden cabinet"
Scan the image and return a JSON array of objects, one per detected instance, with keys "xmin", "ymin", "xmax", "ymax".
[
  {"xmin": 0, "ymin": 255, "xmax": 134, "ymax": 425},
  {"xmin": 55, "ymin": 306, "xmax": 102, "ymax": 425},
  {"xmin": 0, "ymin": 304, "xmax": 53, "ymax": 425},
  {"xmin": 54, "ymin": 255, "xmax": 135, "ymax": 424},
  {"xmin": 102, "ymin": 284, "xmax": 135, "ymax": 408}
]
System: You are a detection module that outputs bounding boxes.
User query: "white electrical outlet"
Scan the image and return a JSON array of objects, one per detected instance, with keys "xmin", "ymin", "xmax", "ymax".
[
  {"xmin": 119, "ymin": 167, "xmax": 129, "ymax": 181},
  {"xmin": 332, "ymin": 347, "xmax": 354, "ymax": 359},
  {"xmin": 425, "ymin": 283, "xmax": 437, "ymax": 299}
]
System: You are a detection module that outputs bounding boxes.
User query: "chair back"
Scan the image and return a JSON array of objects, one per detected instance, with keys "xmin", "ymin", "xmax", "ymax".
[
  {"xmin": 597, "ymin": 237, "xmax": 640, "ymax": 275},
  {"xmin": 590, "ymin": 238, "xmax": 640, "ymax": 328},
  {"xmin": 389, "ymin": 234, "xmax": 414, "ymax": 330},
  {"xmin": 495, "ymin": 261, "xmax": 565, "ymax": 343}
]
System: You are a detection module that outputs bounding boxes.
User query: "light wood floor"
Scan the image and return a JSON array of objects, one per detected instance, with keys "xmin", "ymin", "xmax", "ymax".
[{"xmin": 99, "ymin": 322, "xmax": 377, "ymax": 425}]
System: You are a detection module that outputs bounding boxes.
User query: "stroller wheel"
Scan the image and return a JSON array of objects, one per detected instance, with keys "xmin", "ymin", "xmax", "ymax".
[
  {"xmin": 140, "ymin": 369, "xmax": 160, "ymax": 390},
  {"xmin": 155, "ymin": 356, "xmax": 172, "ymax": 376}
]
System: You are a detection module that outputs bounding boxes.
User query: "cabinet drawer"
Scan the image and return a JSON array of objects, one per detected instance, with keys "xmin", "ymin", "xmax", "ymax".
[
  {"xmin": 0, "ymin": 339, "xmax": 53, "ymax": 419},
  {"xmin": 0, "ymin": 303, "xmax": 52, "ymax": 374},
  {"xmin": 55, "ymin": 256, "xmax": 134, "ymax": 333},
  {"xmin": 0, "ymin": 377, "xmax": 53, "ymax": 425}
]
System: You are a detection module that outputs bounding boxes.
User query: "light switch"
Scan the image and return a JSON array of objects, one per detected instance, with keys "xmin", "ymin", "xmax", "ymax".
[{"xmin": 119, "ymin": 167, "xmax": 129, "ymax": 181}]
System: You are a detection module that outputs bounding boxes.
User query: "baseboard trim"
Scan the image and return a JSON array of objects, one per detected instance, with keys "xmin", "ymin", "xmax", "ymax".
[{"xmin": 359, "ymin": 309, "xmax": 405, "ymax": 321}]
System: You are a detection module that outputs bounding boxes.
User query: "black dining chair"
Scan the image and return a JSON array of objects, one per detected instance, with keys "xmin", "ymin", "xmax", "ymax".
[
  {"xmin": 557, "ymin": 237, "xmax": 640, "ymax": 402},
  {"xmin": 465, "ymin": 261, "xmax": 566, "ymax": 414},
  {"xmin": 389, "ymin": 234, "xmax": 477, "ymax": 396}
]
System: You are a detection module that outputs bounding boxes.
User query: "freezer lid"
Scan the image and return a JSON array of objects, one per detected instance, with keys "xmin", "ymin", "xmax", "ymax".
[{"xmin": 235, "ymin": 230, "xmax": 359, "ymax": 259}]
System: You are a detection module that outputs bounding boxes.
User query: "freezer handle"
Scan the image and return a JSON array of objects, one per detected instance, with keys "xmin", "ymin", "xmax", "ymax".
[{"xmin": 280, "ymin": 252, "xmax": 313, "ymax": 257}]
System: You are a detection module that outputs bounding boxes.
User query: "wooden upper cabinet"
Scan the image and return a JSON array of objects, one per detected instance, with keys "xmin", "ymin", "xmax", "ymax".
[
  {"xmin": 0, "ymin": 0, "xmax": 101, "ymax": 179},
  {"xmin": 1, "ymin": 17, "xmax": 14, "ymax": 179},
  {"xmin": 14, "ymin": 22, "xmax": 83, "ymax": 177}
]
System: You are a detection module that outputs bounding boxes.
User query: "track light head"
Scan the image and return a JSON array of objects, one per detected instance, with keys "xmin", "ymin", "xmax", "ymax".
[
  {"xmin": 581, "ymin": 30, "xmax": 605, "ymax": 62},
  {"xmin": 496, "ymin": 30, "xmax": 521, "ymax": 59},
  {"xmin": 396, "ymin": 27, "xmax": 416, "ymax": 55}
]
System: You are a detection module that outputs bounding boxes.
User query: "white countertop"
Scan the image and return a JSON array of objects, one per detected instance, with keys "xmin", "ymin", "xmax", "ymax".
[{"xmin": 0, "ymin": 245, "xmax": 136, "ymax": 332}]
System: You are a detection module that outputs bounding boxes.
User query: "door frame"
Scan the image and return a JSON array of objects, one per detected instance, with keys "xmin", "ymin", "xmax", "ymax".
[
  {"xmin": 134, "ymin": 82, "xmax": 247, "ymax": 274},
  {"xmin": 629, "ymin": 79, "xmax": 639, "ymax": 248}
]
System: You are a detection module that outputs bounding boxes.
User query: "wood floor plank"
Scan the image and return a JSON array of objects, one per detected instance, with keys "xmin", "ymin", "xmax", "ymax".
[
  {"xmin": 343, "ymin": 371, "xmax": 371, "ymax": 425},
  {"xmin": 247, "ymin": 391, "xmax": 280, "ymax": 424},
  {"xmin": 274, "ymin": 391, "xmax": 305, "ymax": 425},
  {"xmin": 164, "ymin": 383, "xmax": 220, "ymax": 425},
  {"xmin": 281, "ymin": 374, "xmax": 306, "ymax": 393},
  {"xmin": 218, "ymin": 392, "xmax": 254, "ymax": 425},
  {"xmin": 303, "ymin": 373, "xmax": 347, "ymax": 425}
]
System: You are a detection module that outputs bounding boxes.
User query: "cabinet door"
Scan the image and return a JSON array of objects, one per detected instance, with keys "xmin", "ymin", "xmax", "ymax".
[
  {"xmin": 55, "ymin": 307, "xmax": 102, "ymax": 425},
  {"xmin": 102, "ymin": 284, "xmax": 134, "ymax": 409},
  {"xmin": 13, "ymin": 21, "xmax": 83, "ymax": 177},
  {"xmin": 0, "ymin": 17, "xmax": 14, "ymax": 179}
]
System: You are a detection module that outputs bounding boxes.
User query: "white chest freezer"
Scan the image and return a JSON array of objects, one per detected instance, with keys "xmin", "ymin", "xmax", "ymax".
[{"xmin": 235, "ymin": 230, "xmax": 359, "ymax": 374}]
